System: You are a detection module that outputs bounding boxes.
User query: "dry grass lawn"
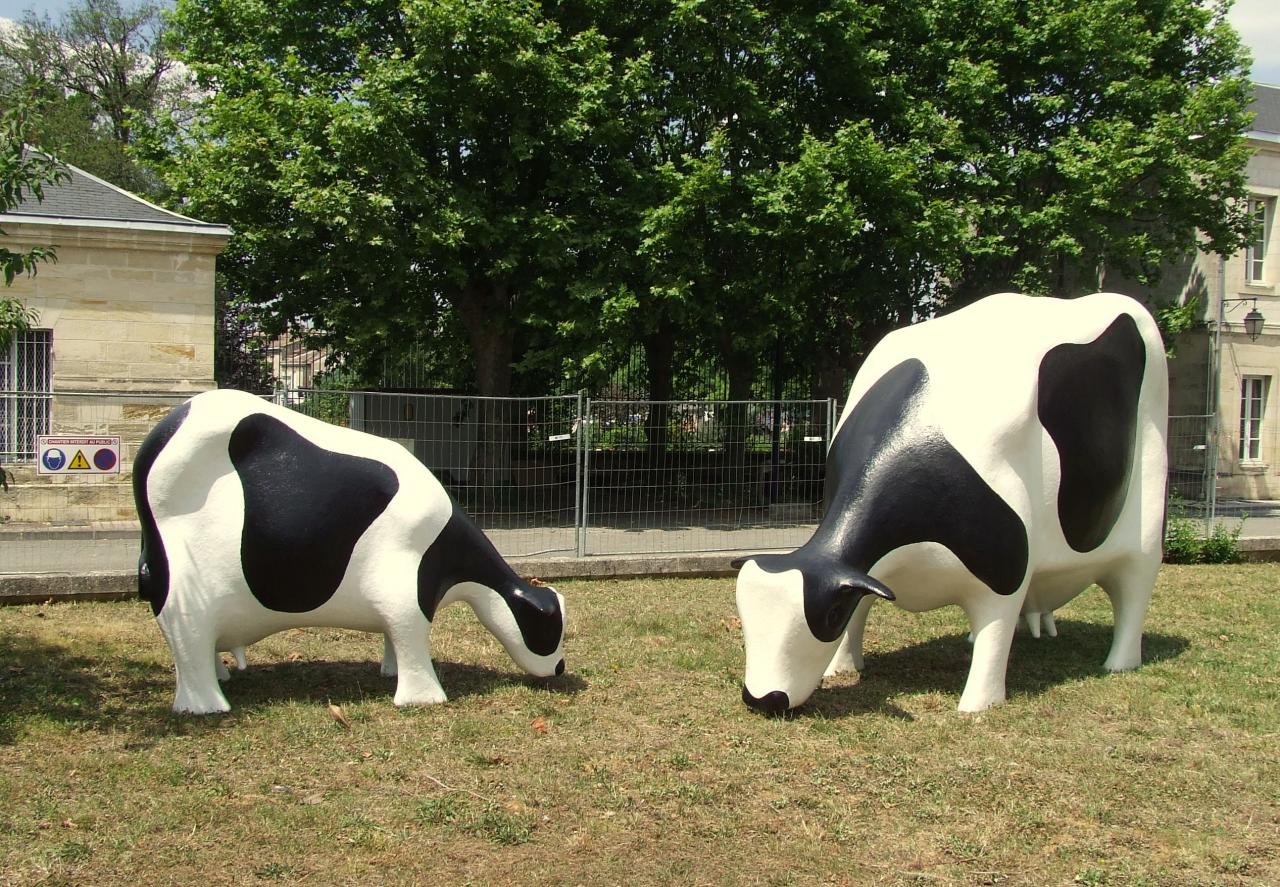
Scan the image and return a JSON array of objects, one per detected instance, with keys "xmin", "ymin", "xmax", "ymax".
[{"xmin": 1, "ymin": 564, "xmax": 1278, "ymax": 886}]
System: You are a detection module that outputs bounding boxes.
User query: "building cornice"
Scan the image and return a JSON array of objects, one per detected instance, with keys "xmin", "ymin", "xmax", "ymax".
[{"xmin": 0, "ymin": 214, "xmax": 232, "ymax": 253}]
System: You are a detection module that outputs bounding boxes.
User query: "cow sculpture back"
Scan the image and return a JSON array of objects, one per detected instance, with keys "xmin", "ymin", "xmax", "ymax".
[
  {"xmin": 735, "ymin": 292, "xmax": 1168, "ymax": 713},
  {"xmin": 133, "ymin": 389, "xmax": 567, "ymax": 714}
]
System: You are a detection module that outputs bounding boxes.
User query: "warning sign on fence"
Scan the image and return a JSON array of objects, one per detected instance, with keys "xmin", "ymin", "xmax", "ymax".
[{"xmin": 37, "ymin": 436, "xmax": 122, "ymax": 476}]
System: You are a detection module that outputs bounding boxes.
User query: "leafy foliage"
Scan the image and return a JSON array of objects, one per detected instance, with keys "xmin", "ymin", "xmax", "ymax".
[
  {"xmin": 150, "ymin": 0, "xmax": 1253, "ymax": 403},
  {"xmin": 0, "ymin": 0, "xmax": 180, "ymax": 196},
  {"xmin": 1164, "ymin": 496, "xmax": 1245, "ymax": 564},
  {"xmin": 0, "ymin": 94, "xmax": 68, "ymax": 349}
]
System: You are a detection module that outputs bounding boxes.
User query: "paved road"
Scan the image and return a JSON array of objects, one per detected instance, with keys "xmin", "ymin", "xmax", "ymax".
[{"xmin": 2, "ymin": 509, "xmax": 1275, "ymax": 577}]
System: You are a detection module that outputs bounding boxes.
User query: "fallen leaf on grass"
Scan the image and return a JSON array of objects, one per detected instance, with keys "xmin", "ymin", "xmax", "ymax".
[
  {"xmin": 328, "ymin": 703, "xmax": 352, "ymax": 730},
  {"xmin": 61, "ymin": 819, "xmax": 76, "ymax": 830},
  {"xmin": 531, "ymin": 717, "xmax": 549, "ymax": 735}
]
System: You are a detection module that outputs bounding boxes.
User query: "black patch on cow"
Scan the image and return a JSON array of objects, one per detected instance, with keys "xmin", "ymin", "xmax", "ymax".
[
  {"xmin": 417, "ymin": 501, "xmax": 563, "ymax": 657},
  {"xmin": 1038, "ymin": 313, "xmax": 1146, "ymax": 552},
  {"xmin": 229, "ymin": 413, "xmax": 398, "ymax": 612},
  {"xmin": 133, "ymin": 400, "xmax": 191, "ymax": 616},
  {"xmin": 752, "ymin": 359, "xmax": 1030, "ymax": 639}
]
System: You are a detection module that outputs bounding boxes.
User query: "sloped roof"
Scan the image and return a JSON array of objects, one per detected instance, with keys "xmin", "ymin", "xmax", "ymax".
[
  {"xmin": 1250, "ymin": 83, "xmax": 1280, "ymax": 136},
  {"xmin": 5, "ymin": 153, "xmax": 230, "ymax": 235}
]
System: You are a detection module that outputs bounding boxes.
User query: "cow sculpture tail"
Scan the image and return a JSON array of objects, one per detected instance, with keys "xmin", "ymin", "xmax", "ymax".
[{"xmin": 132, "ymin": 400, "xmax": 192, "ymax": 615}]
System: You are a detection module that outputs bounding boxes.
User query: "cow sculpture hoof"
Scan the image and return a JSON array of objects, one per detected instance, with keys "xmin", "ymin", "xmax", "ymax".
[
  {"xmin": 133, "ymin": 389, "xmax": 568, "ymax": 714},
  {"xmin": 735, "ymin": 293, "xmax": 1167, "ymax": 714}
]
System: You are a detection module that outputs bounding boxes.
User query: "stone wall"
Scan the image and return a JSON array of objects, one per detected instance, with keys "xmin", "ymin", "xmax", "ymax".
[{"xmin": 3, "ymin": 220, "xmax": 228, "ymax": 524}]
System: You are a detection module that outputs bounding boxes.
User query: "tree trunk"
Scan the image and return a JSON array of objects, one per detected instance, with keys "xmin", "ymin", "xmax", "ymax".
[
  {"xmin": 644, "ymin": 322, "xmax": 675, "ymax": 463},
  {"xmin": 452, "ymin": 280, "xmax": 517, "ymax": 498},
  {"xmin": 722, "ymin": 346, "xmax": 757, "ymax": 504}
]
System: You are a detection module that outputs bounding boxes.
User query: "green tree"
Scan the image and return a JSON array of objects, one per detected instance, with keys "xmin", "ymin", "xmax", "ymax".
[
  {"xmin": 912, "ymin": 0, "xmax": 1254, "ymax": 302},
  {"xmin": 0, "ymin": 0, "xmax": 179, "ymax": 195},
  {"xmin": 1, "ymin": 96, "xmax": 68, "ymax": 350},
  {"xmin": 153, "ymin": 0, "xmax": 616, "ymax": 401}
]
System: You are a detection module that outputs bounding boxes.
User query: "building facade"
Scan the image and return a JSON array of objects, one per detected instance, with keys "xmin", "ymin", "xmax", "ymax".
[
  {"xmin": 1, "ymin": 161, "xmax": 230, "ymax": 522},
  {"xmin": 1150, "ymin": 84, "xmax": 1280, "ymax": 503}
]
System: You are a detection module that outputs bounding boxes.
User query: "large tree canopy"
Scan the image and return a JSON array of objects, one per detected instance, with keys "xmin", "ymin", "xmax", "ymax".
[
  {"xmin": 152, "ymin": 0, "xmax": 619, "ymax": 399},
  {"xmin": 153, "ymin": 0, "xmax": 1254, "ymax": 402},
  {"xmin": 916, "ymin": 0, "xmax": 1255, "ymax": 302}
]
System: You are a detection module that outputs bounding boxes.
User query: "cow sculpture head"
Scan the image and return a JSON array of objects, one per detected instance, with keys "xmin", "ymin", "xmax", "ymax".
[
  {"xmin": 441, "ymin": 576, "xmax": 568, "ymax": 679},
  {"xmin": 733, "ymin": 553, "xmax": 894, "ymax": 714}
]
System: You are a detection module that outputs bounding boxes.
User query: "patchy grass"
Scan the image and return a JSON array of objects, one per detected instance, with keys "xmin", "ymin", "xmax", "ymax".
[{"xmin": 1, "ymin": 565, "xmax": 1278, "ymax": 886}]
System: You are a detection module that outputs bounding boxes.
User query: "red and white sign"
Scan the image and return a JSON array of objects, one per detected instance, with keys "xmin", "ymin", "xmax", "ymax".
[{"xmin": 37, "ymin": 436, "xmax": 122, "ymax": 475}]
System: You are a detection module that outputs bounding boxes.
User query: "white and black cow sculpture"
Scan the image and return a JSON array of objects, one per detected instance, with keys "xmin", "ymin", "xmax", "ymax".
[
  {"xmin": 133, "ymin": 389, "xmax": 567, "ymax": 714},
  {"xmin": 735, "ymin": 292, "xmax": 1168, "ymax": 714}
]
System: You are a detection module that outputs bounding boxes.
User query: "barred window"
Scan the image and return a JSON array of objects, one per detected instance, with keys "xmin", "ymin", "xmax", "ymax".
[{"xmin": 1, "ymin": 328, "xmax": 52, "ymax": 461}]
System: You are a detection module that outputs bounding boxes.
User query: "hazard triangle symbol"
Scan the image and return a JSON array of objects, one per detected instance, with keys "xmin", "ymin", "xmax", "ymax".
[{"xmin": 68, "ymin": 450, "xmax": 92, "ymax": 470}]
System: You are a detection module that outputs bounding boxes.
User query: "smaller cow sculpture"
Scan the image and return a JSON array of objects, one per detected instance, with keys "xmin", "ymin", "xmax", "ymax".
[
  {"xmin": 736, "ymin": 292, "xmax": 1168, "ymax": 714},
  {"xmin": 134, "ymin": 389, "xmax": 567, "ymax": 714}
]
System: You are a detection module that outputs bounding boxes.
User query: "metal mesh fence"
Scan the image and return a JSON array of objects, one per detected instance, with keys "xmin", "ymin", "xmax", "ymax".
[
  {"xmin": 1166, "ymin": 414, "xmax": 1213, "ymax": 508},
  {"xmin": 581, "ymin": 399, "xmax": 835, "ymax": 556},
  {"xmin": 286, "ymin": 389, "xmax": 582, "ymax": 558},
  {"xmin": 0, "ymin": 395, "xmax": 1235, "ymax": 576}
]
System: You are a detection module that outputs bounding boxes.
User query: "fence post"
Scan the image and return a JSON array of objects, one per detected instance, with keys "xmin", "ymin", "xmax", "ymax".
[
  {"xmin": 578, "ymin": 395, "xmax": 590, "ymax": 558},
  {"xmin": 826, "ymin": 398, "xmax": 836, "ymax": 453}
]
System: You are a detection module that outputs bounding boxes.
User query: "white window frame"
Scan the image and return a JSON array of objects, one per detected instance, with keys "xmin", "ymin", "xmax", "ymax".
[
  {"xmin": 1246, "ymin": 197, "xmax": 1271, "ymax": 285},
  {"xmin": 0, "ymin": 328, "xmax": 53, "ymax": 462},
  {"xmin": 1239, "ymin": 374, "xmax": 1268, "ymax": 463}
]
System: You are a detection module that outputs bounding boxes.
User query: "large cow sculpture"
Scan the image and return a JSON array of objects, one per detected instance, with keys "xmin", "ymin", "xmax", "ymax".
[
  {"xmin": 735, "ymin": 292, "xmax": 1168, "ymax": 714},
  {"xmin": 133, "ymin": 389, "xmax": 567, "ymax": 714}
]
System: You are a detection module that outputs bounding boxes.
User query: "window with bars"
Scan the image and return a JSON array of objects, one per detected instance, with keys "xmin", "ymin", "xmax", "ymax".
[
  {"xmin": 1246, "ymin": 198, "xmax": 1270, "ymax": 285},
  {"xmin": 1239, "ymin": 375, "xmax": 1268, "ymax": 463},
  {"xmin": 1, "ymin": 328, "xmax": 52, "ymax": 461}
]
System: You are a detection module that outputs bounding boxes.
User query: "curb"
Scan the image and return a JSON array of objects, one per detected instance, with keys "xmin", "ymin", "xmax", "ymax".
[
  {"xmin": 0, "ymin": 553, "xmax": 744, "ymax": 605},
  {"xmin": 4, "ymin": 542, "xmax": 1278, "ymax": 606}
]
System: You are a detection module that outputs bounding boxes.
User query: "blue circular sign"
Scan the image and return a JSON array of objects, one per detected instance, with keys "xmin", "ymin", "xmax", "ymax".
[
  {"xmin": 42, "ymin": 448, "xmax": 66, "ymax": 472},
  {"xmin": 93, "ymin": 448, "xmax": 118, "ymax": 471}
]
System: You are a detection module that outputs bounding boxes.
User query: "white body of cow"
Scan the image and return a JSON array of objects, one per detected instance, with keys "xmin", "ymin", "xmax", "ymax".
[
  {"xmin": 134, "ymin": 389, "xmax": 567, "ymax": 714},
  {"xmin": 736, "ymin": 292, "xmax": 1168, "ymax": 713}
]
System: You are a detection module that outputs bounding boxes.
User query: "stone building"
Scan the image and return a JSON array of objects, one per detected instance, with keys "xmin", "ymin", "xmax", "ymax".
[
  {"xmin": 1, "ymin": 160, "xmax": 230, "ymax": 522},
  {"xmin": 1156, "ymin": 83, "xmax": 1280, "ymax": 502}
]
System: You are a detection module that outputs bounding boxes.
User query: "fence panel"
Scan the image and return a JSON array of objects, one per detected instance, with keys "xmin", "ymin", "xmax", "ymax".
[
  {"xmin": 581, "ymin": 399, "xmax": 833, "ymax": 556},
  {"xmin": 2, "ymin": 391, "xmax": 196, "ymax": 574},
  {"xmin": 285, "ymin": 389, "xmax": 583, "ymax": 559},
  {"xmin": 1166, "ymin": 414, "xmax": 1213, "ymax": 514}
]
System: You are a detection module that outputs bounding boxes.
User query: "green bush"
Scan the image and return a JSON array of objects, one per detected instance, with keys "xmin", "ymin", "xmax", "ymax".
[{"xmin": 1164, "ymin": 497, "xmax": 1246, "ymax": 564}]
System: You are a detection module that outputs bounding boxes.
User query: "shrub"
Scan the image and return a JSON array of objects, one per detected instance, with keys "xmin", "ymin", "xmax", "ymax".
[{"xmin": 1164, "ymin": 497, "xmax": 1246, "ymax": 564}]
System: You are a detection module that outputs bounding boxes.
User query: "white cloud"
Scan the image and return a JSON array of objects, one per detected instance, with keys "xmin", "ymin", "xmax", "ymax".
[{"xmin": 1228, "ymin": 0, "xmax": 1280, "ymax": 85}]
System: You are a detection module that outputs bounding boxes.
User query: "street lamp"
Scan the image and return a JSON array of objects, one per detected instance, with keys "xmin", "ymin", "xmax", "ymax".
[{"xmin": 1207, "ymin": 290, "xmax": 1268, "ymax": 524}]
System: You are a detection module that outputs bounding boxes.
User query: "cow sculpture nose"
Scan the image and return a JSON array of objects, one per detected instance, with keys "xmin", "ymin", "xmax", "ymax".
[{"xmin": 741, "ymin": 686, "xmax": 790, "ymax": 716}]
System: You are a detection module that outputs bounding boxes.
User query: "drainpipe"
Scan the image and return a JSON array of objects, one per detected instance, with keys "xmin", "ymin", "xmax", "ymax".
[{"xmin": 1207, "ymin": 255, "xmax": 1226, "ymax": 528}]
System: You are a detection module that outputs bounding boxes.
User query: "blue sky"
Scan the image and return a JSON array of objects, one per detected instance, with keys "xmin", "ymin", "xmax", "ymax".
[{"xmin": 2, "ymin": 0, "xmax": 1277, "ymax": 87}]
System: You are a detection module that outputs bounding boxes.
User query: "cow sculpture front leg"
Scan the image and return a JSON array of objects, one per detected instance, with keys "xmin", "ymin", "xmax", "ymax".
[
  {"xmin": 958, "ymin": 590, "xmax": 1027, "ymax": 712},
  {"xmin": 824, "ymin": 595, "xmax": 875, "ymax": 677},
  {"xmin": 382, "ymin": 613, "xmax": 448, "ymax": 706},
  {"xmin": 157, "ymin": 607, "xmax": 230, "ymax": 714}
]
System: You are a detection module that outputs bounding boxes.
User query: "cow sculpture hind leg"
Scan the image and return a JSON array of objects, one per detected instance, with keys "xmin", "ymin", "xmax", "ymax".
[{"xmin": 1099, "ymin": 557, "xmax": 1158, "ymax": 673}]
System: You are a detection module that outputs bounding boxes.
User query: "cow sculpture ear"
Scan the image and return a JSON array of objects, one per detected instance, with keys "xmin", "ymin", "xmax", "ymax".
[{"xmin": 841, "ymin": 575, "xmax": 895, "ymax": 603}]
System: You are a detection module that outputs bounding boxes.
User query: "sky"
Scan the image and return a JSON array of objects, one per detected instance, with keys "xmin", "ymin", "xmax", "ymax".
[{"xmin": 0, "ymin": 0, "xmax": 1277, "ymax": 85}]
